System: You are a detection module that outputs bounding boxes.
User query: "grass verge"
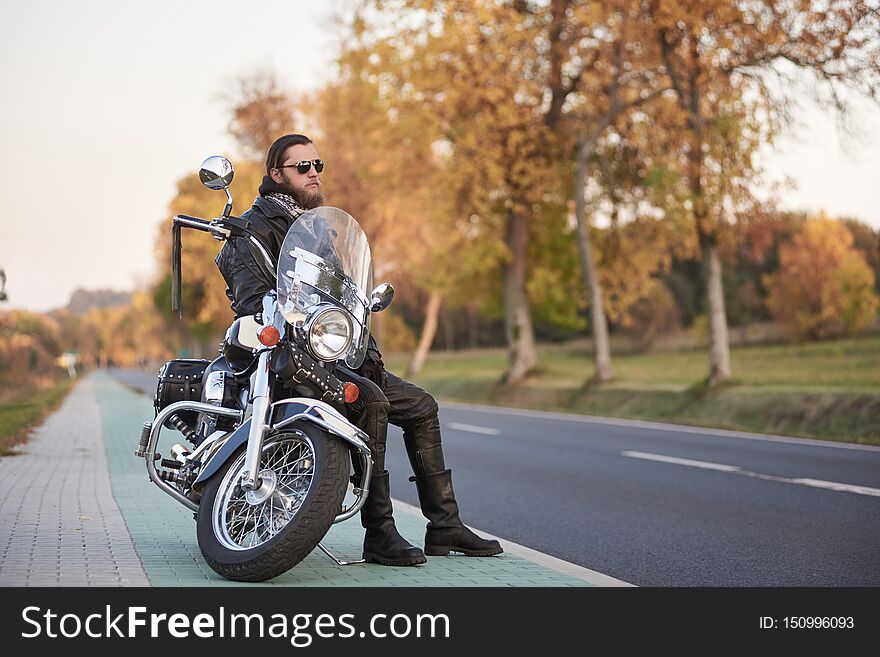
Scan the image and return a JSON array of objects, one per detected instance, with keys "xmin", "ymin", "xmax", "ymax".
[
  {"xmin": 0, "ymin": 376, "xmax": 77, "ymax": 455},
  {"xmin": 386, "ymin": 335, "xmax": 880, "ymax": 445}
]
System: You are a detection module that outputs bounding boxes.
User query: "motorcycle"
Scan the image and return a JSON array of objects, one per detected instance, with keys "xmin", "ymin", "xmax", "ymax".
[{"xmin": 135, "ymin": 156, "xmax": 395, "ymax": 581}]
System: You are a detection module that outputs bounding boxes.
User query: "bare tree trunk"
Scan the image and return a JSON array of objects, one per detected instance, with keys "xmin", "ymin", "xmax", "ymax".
[
  {"xmin": 467, "ymin": 303, "xmax": 478, "ymax": 349},
  {"xmin": 574, "ymin": 135, "xmax": 613, "ymax": 383},
  {"xmin": 407, "ymin": 291, "xmax": 442, "ymax": 377},
  {"xmin": 442, "ymin": 309, "xmax": 454, "ymax": 351},
  {"xmin": 682, "ymin": 39, "xmax": 731, "ymax": 385},
  {"xmin": 700, "ymin": 235, "xmax": 731, "ymax": 384},
  {"xmin": 503, "ymin": 209, "xmax": 537, "ymax": 384},
  {"xmin": 687, "ymin": 120, "xmax": 732, "ymax": 384}
]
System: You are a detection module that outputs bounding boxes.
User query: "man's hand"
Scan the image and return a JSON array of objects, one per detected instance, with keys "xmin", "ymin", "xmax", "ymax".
[{"xmin": 358, "ymin": 347, "xmax": 386, "ymax": 388}]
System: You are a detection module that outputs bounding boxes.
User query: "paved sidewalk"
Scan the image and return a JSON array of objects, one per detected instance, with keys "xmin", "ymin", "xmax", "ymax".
[
  {"xmin": 0, "ymin": 377, "xmax": 149, "ymax": 586},
  {"xmin": 1, "ymin": 372, "xmax": 626, "ymax": 587}
]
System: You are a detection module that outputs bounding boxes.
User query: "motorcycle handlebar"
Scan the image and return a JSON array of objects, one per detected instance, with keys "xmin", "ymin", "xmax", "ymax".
[
  {"xmin": 174, "ymin": 214, "xmax": 211, "ymax": 230},
  {"xmin": 174, "ymin": 214, "xmax": 252, "ymax": 237},
  {"xmin": 171, "ymin": 213, "xmax": 271, "ymax": 318}
]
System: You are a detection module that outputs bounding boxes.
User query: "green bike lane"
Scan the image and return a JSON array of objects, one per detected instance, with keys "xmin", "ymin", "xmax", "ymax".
[{"xmin": 96, "ymin": 371, "xmax": 622, "ymax": 587}]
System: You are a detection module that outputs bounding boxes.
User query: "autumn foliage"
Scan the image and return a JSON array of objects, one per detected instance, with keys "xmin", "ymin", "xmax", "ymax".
[
  {"xmin": 0, "ymin": 311, "xmax": 64, "ymax": 388},
  {"xmin": 4, "ymin": 1, "xmax": 880, "ymax": 389},
  {"xmin": 764, "ymin": 217, "xmax": 879, "ymax": 338}
]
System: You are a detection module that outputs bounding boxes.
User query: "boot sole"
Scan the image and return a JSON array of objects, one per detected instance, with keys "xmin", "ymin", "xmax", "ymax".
[
  {"xmin": 364, "ymin": 553, "xmax": 427, "ymax": 566},
  {"xmin": 425, "ymin": 546, "xmax": 504, "ymax": 557}
]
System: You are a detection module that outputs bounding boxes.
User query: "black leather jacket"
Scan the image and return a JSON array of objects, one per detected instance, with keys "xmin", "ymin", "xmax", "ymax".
[
  {"xmin": 215, "ymin": 195, "xmax": 302, "ymax": 318},
  {"xmin": 215, "ymin": 194, "xmax": 386, "ymax": 382}
]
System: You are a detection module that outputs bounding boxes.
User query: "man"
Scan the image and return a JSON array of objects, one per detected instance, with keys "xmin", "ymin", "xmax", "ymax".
[{"xmin": 216, "ymin": 134, "xmax": 502, "ymax": 565}]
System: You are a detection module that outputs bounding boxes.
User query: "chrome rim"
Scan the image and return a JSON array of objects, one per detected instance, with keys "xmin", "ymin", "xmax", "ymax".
[{"xmin": 212, "ymin": 433, "xmax": 315, "ymax": 551}]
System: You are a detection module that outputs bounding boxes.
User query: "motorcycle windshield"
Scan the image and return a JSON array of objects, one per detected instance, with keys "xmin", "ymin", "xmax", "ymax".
[{"xmin": 276, "ymin": 206, "xmax": 372, "ymax": 369}]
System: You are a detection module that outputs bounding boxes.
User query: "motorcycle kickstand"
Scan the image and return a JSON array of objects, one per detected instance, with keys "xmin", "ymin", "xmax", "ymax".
[{"xmin": 317, "ymin": 542, "xmax": 365, "ymax": 566}]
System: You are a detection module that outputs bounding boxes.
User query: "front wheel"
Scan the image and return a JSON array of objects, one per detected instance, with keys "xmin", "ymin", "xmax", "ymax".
[{"xmin": 196, "ymin": 422, "xmax": 347, "ymax": 582}]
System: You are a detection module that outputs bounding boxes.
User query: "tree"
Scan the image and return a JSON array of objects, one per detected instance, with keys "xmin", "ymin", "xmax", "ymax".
[
  {"xmin": 645, "ymin": 0, "xmax": 880, "ymax": 383},
  {"xmin": 149, "ymin": 72, "xmax": 303, "ymax": 353},
  {"xmin": 312, "ymin": 42, "xmax": 450, "ymax": 359},
  {"xmin": 841, "ymin": 218, "xmax": 880, "ymax": 293},
  {"xmin": 224, "ymin": 71, "xmax": 301, "ymax": 161},
  {"xmin": 349, "ymin": 1, "xmax": 685, "ymax": 383},
  {"xmin": 764, "ymin": 216, "xmax": 879, "ymax": 338},
  {"xmin": 354, "ymin": 0, "xmax": 602, "ymax": 383},
  {"xmin": 415, "ymin": 1, "xmax": 555, "ymax": 384},
  {"xmin": 0, "ymin": 310, "xmax": 64, "ymax": 382},
  {"xmin": 407, "ymin": 292, "xmax": 443, "ymax": 375},
  {"xmin": 558, "ymin": 0, "xmax": 671, "ymax": 382},
  {"xmin": 579, "ymin": 108, "xmax": 695, "ymax": 332}
]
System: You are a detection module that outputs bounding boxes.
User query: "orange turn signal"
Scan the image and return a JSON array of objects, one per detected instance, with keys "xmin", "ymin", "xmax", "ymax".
[
  {"xmin": 258, "ymin": 326, "xmax": 281, "ymax": 346},
  {"xmin": 343, "ymin": 382, "xmax": 360, "ymax": 403}
]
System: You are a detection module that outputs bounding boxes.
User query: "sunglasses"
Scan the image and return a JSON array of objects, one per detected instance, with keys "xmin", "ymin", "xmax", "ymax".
[{"xmin": 278, "ymin": 159, "xmax": 324, "ymax": 174}]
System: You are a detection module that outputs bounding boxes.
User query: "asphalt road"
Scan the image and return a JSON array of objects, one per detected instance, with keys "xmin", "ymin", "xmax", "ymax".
[{"xmin": 111, "ymin": 368, "xmax": 880, "ymax": 586}]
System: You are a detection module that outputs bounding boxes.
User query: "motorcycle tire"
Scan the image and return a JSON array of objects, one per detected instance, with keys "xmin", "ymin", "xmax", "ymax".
[{"xmin": 196, "ymin": 421, "xmax": 347, "ymax": 582}]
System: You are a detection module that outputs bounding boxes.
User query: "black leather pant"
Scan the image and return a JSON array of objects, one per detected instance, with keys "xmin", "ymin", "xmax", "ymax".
[
  {"xmin": 336, "ymin": 368, "xmax": 445, "ymax": 477},
  {"xmin": 340, "ymin": 364, "xmax": 501, "ymax": 554},
  {"xmin": 335, "ymin": 367, "xmax": 388, "ymax": 474},
  {"xmin": 382, "ymin": 371, "xmax": 445, "ymax": 476}
]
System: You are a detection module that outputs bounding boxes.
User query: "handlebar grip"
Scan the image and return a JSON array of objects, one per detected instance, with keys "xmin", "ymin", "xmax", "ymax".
[{"xmin": 174, "ymin": 214, "xmax": 212, "ymax": 231}]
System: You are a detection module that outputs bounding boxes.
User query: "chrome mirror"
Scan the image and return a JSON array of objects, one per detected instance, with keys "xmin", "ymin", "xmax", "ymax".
[
  {"xmin": 370, "ymin": 283, "xmax": 394, "ymax": 312},
  {"xmin": 199, "ymin": 156, "xmax": 234, "ymax": 190}
]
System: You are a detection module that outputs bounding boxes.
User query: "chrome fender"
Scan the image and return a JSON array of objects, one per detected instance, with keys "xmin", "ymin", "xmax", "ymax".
[{"xmin": 193, "ymin": 398, "xmax": 372, "ymax": 516}]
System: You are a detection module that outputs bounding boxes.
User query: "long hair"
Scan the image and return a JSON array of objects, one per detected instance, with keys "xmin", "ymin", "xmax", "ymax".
[{"xmin": 265, "ymin": 134, "xmax": 313, "ymax": 174}]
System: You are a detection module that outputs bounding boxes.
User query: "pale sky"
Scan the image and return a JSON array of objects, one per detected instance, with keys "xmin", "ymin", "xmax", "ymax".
[{"xmin": 2, "ymin": 1, "xmax": 879, "ymax": 313}]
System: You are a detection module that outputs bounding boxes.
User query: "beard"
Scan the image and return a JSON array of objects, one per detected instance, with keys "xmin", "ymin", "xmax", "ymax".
[{"xmin": 285, "ymin": 182, "xmax": 324, "ymax": 210}]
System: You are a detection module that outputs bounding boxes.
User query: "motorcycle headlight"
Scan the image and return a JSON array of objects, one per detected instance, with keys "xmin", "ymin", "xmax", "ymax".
[{"xmin": 305, "ymin": 306, "xmax": 353, "ymax": 361}]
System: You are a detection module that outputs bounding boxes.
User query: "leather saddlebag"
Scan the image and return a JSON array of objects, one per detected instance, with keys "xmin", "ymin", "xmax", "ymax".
[{"xmin": 154, "ymin": 359, "xmax": 211, "ymax": 428}]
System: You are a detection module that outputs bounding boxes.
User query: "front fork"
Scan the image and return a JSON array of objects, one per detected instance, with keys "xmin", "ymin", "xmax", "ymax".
[
  {"xmin": 240, "ymin": 292, "xmax": 281, "ymax": 493},
  {"xmin": 240, "ymin": 348, "xmax": 272, "ymax": 493}
]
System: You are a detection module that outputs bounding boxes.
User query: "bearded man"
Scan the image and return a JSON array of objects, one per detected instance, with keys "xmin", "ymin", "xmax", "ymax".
[{"xmin": 215, "ymin": 134, "xmax": 502, "ymax": 566}]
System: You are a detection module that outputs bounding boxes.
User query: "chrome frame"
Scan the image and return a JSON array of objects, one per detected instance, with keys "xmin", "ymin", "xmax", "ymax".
[
  {"xmin": 316, "ymin": 543, "xmax": 365, "ymax": 566},
  {"xmin": 145, "ymin": 401, "xmax": 244, "ymax": 511},
  {"xmin": 240, "ymin": 348, "xmax": 272, "ymax": 492},
  {"xmin": 240, "ymin": 293, "xmax": 283, "ymax": 492},
  {"xmin": 144, "ymin": 395, "xmax": 374, "ymax": 522},
  {"xmin": 204, "ymin": 371, "xmax": 226, "ymax": 403}
]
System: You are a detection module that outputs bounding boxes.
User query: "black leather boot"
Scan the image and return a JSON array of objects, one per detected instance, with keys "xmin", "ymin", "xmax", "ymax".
[
  {"xmin": 360, "ymin": 471, "xmax": 427, "ymax": 566},
  {"xmin": 411, "ymin": 469, "xmax": 503, "ymax": 557}
]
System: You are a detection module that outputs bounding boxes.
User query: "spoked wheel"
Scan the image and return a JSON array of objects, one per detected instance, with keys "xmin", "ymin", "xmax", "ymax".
[{"xmin": 196, "ymin": 422, "xmax": 347, "ymax": 582}]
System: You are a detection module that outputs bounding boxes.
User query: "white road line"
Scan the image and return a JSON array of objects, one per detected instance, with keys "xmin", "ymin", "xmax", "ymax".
[
  {"xmin": 789, "ymin": 478, "xmax": 880, "ymax": 498},
  {"xmin": 622, "ymin": 451, "xmax": 741, "ymax": 472},
  {"xmin": 621, "ymin": 451, "xmax": 880, "ymax": 498},
  {"xmin": 439, "ymin": 401, "xmax": 880, "ymax": 452},
  {"xmin": 447, "ymin": 422, "xmax": 500, "ymax": 436}
]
